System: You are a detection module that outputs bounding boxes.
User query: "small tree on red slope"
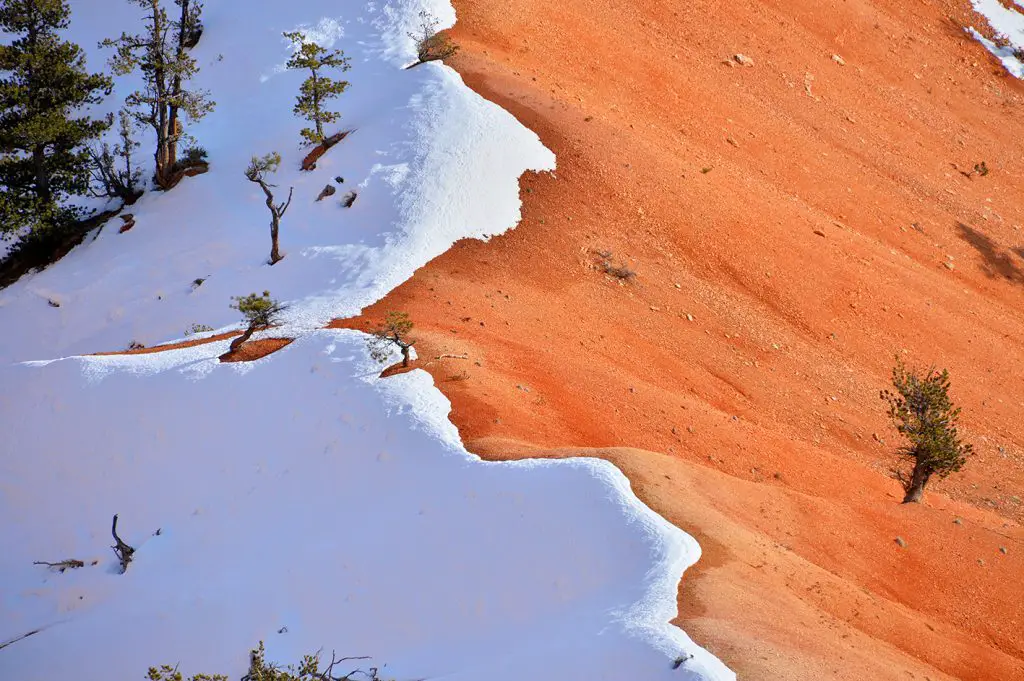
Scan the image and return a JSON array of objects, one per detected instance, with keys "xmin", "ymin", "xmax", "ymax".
[
  {"xmin": 881, "ymin": 358, "xmax": 973, "ymax": 503},
  {"xmin": 367, "ymin": 311, "xmax": 415, "ymax": 367},
  {"xmin": 406, "ymin": 10, "xmax": 458, "ymax": 69},
  {"xmin": 229, "ymin": 291, "xmax": 285, "ymax": 353},
  {"xmin": 244, "ymin": 152, "xmax": 292, "ymax": 265}
]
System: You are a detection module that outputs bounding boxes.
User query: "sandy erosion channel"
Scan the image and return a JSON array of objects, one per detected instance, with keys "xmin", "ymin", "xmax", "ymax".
[{"xmin": 340, "ymin": 0, "xmax": 1024, "ymax": 678}]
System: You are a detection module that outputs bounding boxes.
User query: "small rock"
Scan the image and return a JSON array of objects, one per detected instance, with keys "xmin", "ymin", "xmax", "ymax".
[
  {"xmin": 334, "ymin": 176, "xmax": 344, "ymax": 184},
  {"xmin": 47, "ymin": 298, "xmax": 60, "ymax": 308},
  {"xmin": 726, "ymin": 136, "xmax": 739, "ymax": 147},
  {"xmin": 674, "ymin": 283, "xmax": 681, "ymax": 289},
  {"xmin": 999, "ymin": 546, "xmax": 1008, "ymax": 555},
  {"xmin": 341, "ymin": 191, "xmax": 357, "ymax": 208},
  {"xmin": 687, "ymin": 426, "xmax": 696, "ymax": 434},
  {"xmin": 734, "ymin": 53, "xmax": 754, "ymax": 67},
  {"xmin": 516, "ymin": 384, "xmax": 531, "ymax": 392},
  {"xmin": 813, "ymin": 229, "xmax": 826, "ymax": 237},
  {"xmin": 316, "ymin": 184, "xmax": 336, "ymax": 202},
  {"xmin": 832, "ymin": 54, "xmax": 846, "ymax": 66},
  {"xmin": 650, "ymin": 305, "xmax": 661, "ymax": 311},
  {"xmin": 943, "ymin": 261, "xmax": 955, "ymax": 271},
  {"xmin": 895, "ymin": 537, "xmax": 907, "ymax": 548},
  {"xmin": 978, "ymin": 558, "xmax": 985, "ymax": 566},
  {"xmin": 118, "ymin": 213, "xmax": 135, "ymax": 233},
  {"xmin": 685, "ymin": 313, "xmax": 694, "ymax": 322},
  {"xmin": 953, "ymin": 518, "xmax": 963, "ymax": 525}
]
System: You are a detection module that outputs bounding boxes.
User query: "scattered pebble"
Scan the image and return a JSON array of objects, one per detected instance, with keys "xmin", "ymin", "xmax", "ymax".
[
  {"xmin": 832, "ymin": 54, "xmax": 846, "ymax": 66},
  {"xmin": 895, "ymin": 536, "xmax": 907, "ymax": 548},
  {"xmin": 999, "ymin": 546, "xmax": 1008, "ymax": 555},
  {"xmin": 734, "ymin": 53, "xmax": 755, "ymax": 67},
  {"xmin": 953, "ymin": 518, "xmax": 963, "ymax": 525}
]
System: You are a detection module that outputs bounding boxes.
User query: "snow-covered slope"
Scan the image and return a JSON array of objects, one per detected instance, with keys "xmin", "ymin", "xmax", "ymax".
[{"xmin": 0, "ymin": 1, "xmax": 734, "ymax": 679}]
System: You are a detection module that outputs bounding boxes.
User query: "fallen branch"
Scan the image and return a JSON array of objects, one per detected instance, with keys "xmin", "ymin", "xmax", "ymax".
[
  {"xmin": 434, "ymin": 353, "xmax": 468, "ymax": 360},
  {"xmin": 0, "ymin": 628, "xmax": 42, "ymax": 651},
  {"xmin": 33, "ymin": 559, "xmax": 85, "ymax": 573},
  {"xmin": 111, "ymin": 514, "xmax": 135, "ymax": 573}
]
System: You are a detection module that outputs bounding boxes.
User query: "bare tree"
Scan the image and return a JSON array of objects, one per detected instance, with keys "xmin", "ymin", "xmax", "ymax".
[
  {"xmin": 367, "ymin": 311, "xmax": 415, "ymax": 367},
  {"xmin": 244, "ymin": 152, "xmax": 293, "ymax": 265},
  {"xmin": 88, "ymin": 109, "xmax": 143, "ymax": 204},
  {"xmin": 111, "ymin": 514, "xmax": 135, "ymax": 573}
]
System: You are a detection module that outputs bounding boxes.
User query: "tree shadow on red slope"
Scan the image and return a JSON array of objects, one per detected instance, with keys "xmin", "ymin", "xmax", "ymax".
[{"xmin": 955, "ymin": 222, "xmax": 1024, "ymax": 284}]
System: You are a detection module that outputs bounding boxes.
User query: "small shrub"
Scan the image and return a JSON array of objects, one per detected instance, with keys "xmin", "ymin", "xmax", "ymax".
[
  {"xmin": 184, "ymin": 323, "xmax": 214, "ymax": 336},
  {"xmin": 593, "ymin": 250, "xmax": 636, "ymax": 281},
  {"xmin": 177, "ymin": 145, "xmax": 208, "ymax": 170},
  {"xmin": 407, "ymin": 10, "xmax": 459, "ymax": 68},
  {"xmin": 147, "ymin": 641, "xmax": 388, "ymax": 681},
  {"xmin": 127, "ymin": 340, "xmax": 146, "ymax": 350},
  {"xmin": 367, "ymin": 311, "xmax": 415, "ymax": 367}
]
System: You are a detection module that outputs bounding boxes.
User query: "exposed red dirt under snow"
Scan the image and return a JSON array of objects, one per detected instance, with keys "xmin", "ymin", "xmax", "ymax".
[{"xmin": 345, "ymin": 0, "xmax": 1024, "ymax": 677}]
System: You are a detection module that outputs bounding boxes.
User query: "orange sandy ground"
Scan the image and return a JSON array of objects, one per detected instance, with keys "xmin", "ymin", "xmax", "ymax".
[
  {"xmin": 340, "ymin": 0, "xmax": 1024, "ymax": 677},
  {"xmin": 93, "ymin": 331, "xmax": 292, "ymax": 363}
]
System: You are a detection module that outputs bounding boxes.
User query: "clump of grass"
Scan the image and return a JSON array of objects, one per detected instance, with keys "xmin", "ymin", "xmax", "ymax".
[
  {"xmin": 184, "ymin": 323, "xmax": 214, "ymax": 336},
  {"xmin": 593, "ymin": 249, "xmax": 636, "ymax": 281}
]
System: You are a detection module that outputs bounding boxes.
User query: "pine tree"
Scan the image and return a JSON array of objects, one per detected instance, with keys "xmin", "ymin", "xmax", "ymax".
[
  {"xmin": 0, "ymin": 0, "xmax": 112, "ymax": 239},
  {"xmin": 102, "ymin": 0, "xmax": 213, "ymax": 190},
  {"xmin": 283, "ymin": 31, "xmax": 350, "ymax": 145},
  {"xmin": 881, "ymin": 359, "xmax": 974, "ymax": 503}
]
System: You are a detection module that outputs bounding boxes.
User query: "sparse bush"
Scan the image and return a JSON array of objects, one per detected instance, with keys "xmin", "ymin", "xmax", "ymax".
[
  {"xmin": 127, "ymin": 340, "xmax": 146, "ymax": 350},
  {"xmin": 229, "ymin": 291, "xmax": 286, "ymax": 353},
  {"xmin": 175, "ymin": 145, "xmax": 208, "ymax": 172},
  {"xmin": 367, "ymin": 311, "xmax": 415, "ymax": 367},
  {"xmin": 881, "ymin": 358, "xmax": 974, "ymax": 503},
  {"xmin": 147, "ymin": 641, "xmax": 387, "ymax": 681},
  {"xmin": 407, "ymin": 10, "xmax": 459, "ymax": 68},
  {"xmin": 184, "ymin": 323, "xmax": 214, "ymax": 336},
  {"xmin": 593, "ymin": 250, "xmax": 636, "ymax": 281},
  {"xmin": 88, "ymin": 109, "xmax": 144, "ymax": 205}
]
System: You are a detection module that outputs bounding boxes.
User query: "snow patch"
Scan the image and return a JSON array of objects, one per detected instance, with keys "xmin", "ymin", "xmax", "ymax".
[{"xmin": 968, "ymin": 0, "xmax": 1024, "ymax": 77}]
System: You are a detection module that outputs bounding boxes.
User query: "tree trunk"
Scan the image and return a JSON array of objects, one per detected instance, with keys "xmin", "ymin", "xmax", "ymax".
[
  {"xmin": 229, "ymin": 324, "xmax": 256, "ymax": 353},
  {"xmin": 401, "ymin": 345, "xmax": 410, "ymax": 367},
  {"xmin": 269, "ymin": 216, "xmax": 282, "ymax": 265},
  {"xmin": 902, "ymin": 463, "xmax": 931, "ymax": 503},
  {"xmin": 311, "ymin": 68, "xmax": 323, "ymax": 141},
  {"xmin": 32, "ymin": 144, "xmax": 50, "ymax": 205}
]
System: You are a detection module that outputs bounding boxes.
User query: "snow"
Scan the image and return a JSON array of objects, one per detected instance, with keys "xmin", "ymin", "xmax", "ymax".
[
  {"xmin": 0, "ymin": 1, "xmax": 734, "ymax": 680},
  {"xmin": 968, "ymin": 0, "xmax": 1024, "ymax": 78}
]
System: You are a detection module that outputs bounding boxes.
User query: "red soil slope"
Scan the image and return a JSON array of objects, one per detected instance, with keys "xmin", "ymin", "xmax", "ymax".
[{"xmin": 346, "ymin": 0, "xmax": 1024, "ymax": 677}]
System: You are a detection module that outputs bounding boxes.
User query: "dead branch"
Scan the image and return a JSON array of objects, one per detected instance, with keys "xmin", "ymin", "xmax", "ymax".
[
  {"xmin": 0, "ymin": 628, "xmax": 42, "ymax": 651},
  {"xmin": 33, "ymin": 559, "xmax": 85, "ymax": 573},
  {"xmin": 434, "ymin": 353, "xmax": 468, "ymax": 360},
  {"xmin": 111, "ymin": 514, "xmax": 136, "ymax": 573}
]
